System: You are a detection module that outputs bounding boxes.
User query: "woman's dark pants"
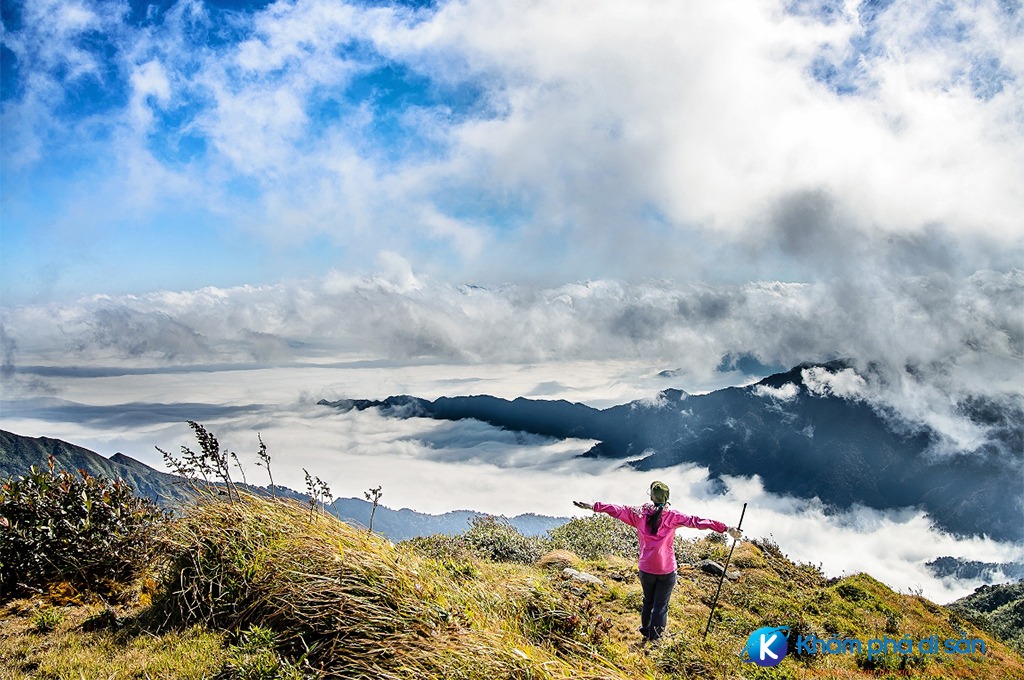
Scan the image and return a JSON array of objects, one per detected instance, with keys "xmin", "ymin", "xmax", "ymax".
[{"xmin": 638, "ymin": 569, "xmax": 677, "ymax": 641}]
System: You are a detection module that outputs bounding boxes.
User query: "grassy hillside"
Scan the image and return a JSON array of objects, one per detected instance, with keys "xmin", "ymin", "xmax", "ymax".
[{"xmin": 2, "ymin": 491, "xmax": 1022, "ymax": 679}]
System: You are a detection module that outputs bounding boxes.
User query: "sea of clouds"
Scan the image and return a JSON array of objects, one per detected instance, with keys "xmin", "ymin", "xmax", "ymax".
[{"xmin": 2, "ymin": 269, "xmax": 1022, "ymax": 602}]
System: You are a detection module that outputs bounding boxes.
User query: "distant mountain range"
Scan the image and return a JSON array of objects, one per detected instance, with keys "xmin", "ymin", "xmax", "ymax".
[
  {"xmin": 329, "ymin": 498, "xmax": 563, "ymax": 541},
  {"xmin": 0, "ymin": 430, "xmax": 565, "ymax": 542},
  {"xmin": 320, "ymin": 361, "xmax": 1024, "ymax": 543},
  {"xmin": 927, "ymin": 557, "xmax": 1024, "ymax": 583},
  {"xmin": 0, "ymin": 429, "xmax": 194, "ymax": 506}
]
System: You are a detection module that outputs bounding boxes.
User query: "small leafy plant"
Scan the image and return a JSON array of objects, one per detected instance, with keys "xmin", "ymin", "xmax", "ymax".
[
  {"xmin": 31, "ymin": 606, "xmax": 65, "ymax": 633},
  {"xmin": 255, "ymin": 433, "xmax": 275, "ymax": 497},
  {"xmin": 364, "ymin": 485, "xmax": 382, "ymax": 533},
  {"xmin": 0, "ymin": 456, "xmax": 166, "ymax": 599},
  {"xmin": 222, "ymin": 625, "xmax": 305, "ymax": 680},
  {"xmin": 303, "ymin": 468, "xmax": 332, "ymax": 519}
]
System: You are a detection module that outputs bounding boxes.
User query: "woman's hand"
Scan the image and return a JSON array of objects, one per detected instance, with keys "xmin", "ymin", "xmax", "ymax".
[
  {"xmin": 726, "ymin": 527, "xmax": 742, "ymax": 541},
  {"xmin": 573, "ymin": 501, "xmax": 593, "ymax": 511}
]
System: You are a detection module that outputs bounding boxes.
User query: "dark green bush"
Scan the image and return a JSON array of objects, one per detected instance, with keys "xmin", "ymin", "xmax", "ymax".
[
  {"xmin": 673, "ymin": 534, "xmax": 729, "ymax": 567},
  {"xmin": 462, "ymin": 515, "xmax": 547, "ymax": 564},
  {"xmin": 546, "ymin": 514, "xmax": 638, "ymax": 561},
  {"xmin": 990, "ymin": 599, "xmax": 1024, "ymax": 656},
  {"xmin": 401, "ymin": 533, "xmax": 477, "ymax": 562},
  {"xmin": 406, "ymin": 516, "xmax": 556, "ymax": 566},
  {"xmin": 0, "ymin": 456, "xmax": 166, "ymax": 599},
  {"xmin": 835, "ymin": 582, "xmax": 871, "ymax": 603}
]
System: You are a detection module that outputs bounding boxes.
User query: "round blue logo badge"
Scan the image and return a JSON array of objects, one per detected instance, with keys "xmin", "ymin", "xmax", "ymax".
[{"xmin": 741, "ymin": 626, "xmax": 790, "ymax": 667}]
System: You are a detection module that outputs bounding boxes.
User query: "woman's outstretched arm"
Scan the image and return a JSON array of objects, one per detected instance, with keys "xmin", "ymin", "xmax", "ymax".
[{"xmin": 589, "ymin": 501, "xmax": 644, "ymax": 529}]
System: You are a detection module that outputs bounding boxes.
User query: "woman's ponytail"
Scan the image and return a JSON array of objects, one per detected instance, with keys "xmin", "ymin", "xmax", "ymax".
[{"xmin": 646, "ymin": 505, "xmax": 664, "ymax": 534}]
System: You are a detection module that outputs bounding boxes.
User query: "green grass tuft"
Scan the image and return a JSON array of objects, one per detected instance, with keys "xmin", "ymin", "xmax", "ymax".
[{"xmin": 31, "ymin": 606, "xmax": 65, "ymax": 634}]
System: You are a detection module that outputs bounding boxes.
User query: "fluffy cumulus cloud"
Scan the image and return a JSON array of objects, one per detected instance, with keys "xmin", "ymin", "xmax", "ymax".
[
  {"xmin": 2, "ymin": 0, "xmax": 1023, "ymax": 297},
  {"xmin": 803, "ymin": 366, "xmax": 868, "ymax": 399}
]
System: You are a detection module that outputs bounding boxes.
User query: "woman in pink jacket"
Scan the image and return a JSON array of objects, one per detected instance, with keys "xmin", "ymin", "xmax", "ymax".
[{"xmin": 574, "ymin": 481, "xmax": 740, "ymax": 643}]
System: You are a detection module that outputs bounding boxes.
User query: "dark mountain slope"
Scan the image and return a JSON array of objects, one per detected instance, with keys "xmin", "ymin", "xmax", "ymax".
[
  {"xmin": 0, "ymin": 429, "xmax": 192, "ymax": 506},
  {"xmin": 321, "ymin": 362, "xmax": 1023, "ymax": 541},
  {"xmin": 949, "ymin": 580, "xmax": 1024, "ymax": 655}
]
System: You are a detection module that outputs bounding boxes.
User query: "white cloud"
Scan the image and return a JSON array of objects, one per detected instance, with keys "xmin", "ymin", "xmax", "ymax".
[
  {"xmin": 2, "ymin": 269, "xmax": 1020, "ymax": 455},
  {"xmin": 753, "ymin": 383, "xmax": 800, "ymax": 402},
  {"xmin": 388, "ymin": 0, "xmax": 1024, "ymax": 250},
  {"xmin": 803, "ymin": 366, "xmax": 868, "ymax": 399},
  {"xmin": 373, "ymin": 250, "xmax": 423, "ymax": 292},
  {"xmin": 129, "ymin": 60, "xmax": 172, "ymax": 130},
  {"xmin": 419, "ymin": 208, "xmax": 486, "ymax": 261}
]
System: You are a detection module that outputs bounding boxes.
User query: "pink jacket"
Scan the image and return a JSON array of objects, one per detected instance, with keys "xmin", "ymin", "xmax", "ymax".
[{"xmin": 593, "ymin": 502, "xmax": 727, "ymax": 575}]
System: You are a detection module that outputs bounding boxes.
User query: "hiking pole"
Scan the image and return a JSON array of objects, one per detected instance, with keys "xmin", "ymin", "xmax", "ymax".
[{"xmin": 702, "ymin": 502, "xmax": 747, "ymax": 640}]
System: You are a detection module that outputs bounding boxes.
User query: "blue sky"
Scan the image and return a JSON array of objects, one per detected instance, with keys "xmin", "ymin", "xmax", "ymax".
[{"xmin": 2, "ymin": 0, "xmax": 1023, "ymax": 303}]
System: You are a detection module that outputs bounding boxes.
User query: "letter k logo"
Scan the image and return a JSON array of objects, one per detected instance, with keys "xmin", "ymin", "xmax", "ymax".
[
  {"xmin": 742, "ymin": 625, "xmax": 789, "ymax": 667},
  {"xmin": 760, "ymin": 632, "xmax": 779, "ymax": 660}
]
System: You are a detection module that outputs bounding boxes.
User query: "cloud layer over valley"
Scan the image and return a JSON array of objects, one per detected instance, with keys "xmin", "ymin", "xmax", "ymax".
[
  {"xmin": 4, "ymin": 268, "xmax": 1021, "ymax": 449},
  {"xmin": 2, "ymin": 269, "xmax": 1022, "ymax": 603}
]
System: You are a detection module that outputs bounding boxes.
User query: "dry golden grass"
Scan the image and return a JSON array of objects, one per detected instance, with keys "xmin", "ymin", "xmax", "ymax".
[
  {"xmin": 2, "ymin": 492, "xmax": 1022, "ymax": 680},
  {"xmin": 537, "ymin": 549, "xmax": 582, "ymax": 571},
  {"xmin": 151, "ymin": 491, "xmax": 652, "ymax": 679},
  {"xmin": 0, "ymin": 599, "xmax": 227, "ymax": 679}
]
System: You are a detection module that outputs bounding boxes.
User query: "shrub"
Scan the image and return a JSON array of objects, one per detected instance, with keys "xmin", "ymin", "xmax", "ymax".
[
  {"xmin": 462, "ymin": 515, "xmax": 547, "ymax": 564},
  {"xmin": 673, "ymin": 534, "xmax": 729, "ymax": 567},
  {"xmin": 404, "ymin": 518, "xmax": 548, "ymax": 565},
  {"xmin": 835, "ymin": 582, "xmax": 871, "ymax": 604},
  {"xmin": 401, "ymin": 533, "xmax": 476, "ymax": 563},
  {"xmin": 726, "ymin": 542, "xmax": 767, "ymax": 569},
  {"xmin": 546, "ymin": 514, "xmax": 638, "ymax": 561},
  {"xmin": 0, "ymin": 457, "xmax": 166, "ymax": 599}
]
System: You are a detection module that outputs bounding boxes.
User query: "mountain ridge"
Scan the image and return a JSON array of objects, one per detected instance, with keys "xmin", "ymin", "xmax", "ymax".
[{"xmin": 319, "ymin": 361, "xmax": 1024, "ymax": 542}]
